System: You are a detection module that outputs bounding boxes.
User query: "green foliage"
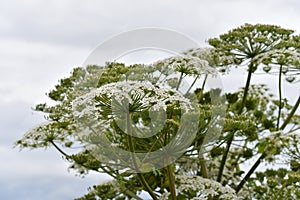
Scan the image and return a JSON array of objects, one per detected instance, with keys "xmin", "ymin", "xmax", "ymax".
[{"xmin": 244, "ymin": 168, "xmax": 300, "ymax": 200}]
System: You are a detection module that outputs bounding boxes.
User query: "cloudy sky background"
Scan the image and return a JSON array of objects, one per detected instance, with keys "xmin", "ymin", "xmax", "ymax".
[{"xmin": 0, "ymin": 0, "xmax": 300, "ymax": 199}]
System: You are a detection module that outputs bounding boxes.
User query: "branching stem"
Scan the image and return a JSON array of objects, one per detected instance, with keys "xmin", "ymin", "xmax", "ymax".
[{"xmin": 217, "ymin": 62, "xmax": 254, "ymax": 183}]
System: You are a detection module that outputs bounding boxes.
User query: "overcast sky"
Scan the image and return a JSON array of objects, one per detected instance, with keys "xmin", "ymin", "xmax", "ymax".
[{"xmin": 0, "ymin": 0, "xmax": 300, "ymax": 199}]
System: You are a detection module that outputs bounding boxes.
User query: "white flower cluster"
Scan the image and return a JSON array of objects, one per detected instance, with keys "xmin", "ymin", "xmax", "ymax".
[
  {"xmin": 153, "ymin": 54, "xmax": 216, "ymax": 76},
  {"xmin": 176, "ymin": 175, "xmax": 239, "ymax": 200},
  {"xmin": 184, "ymin": 48, "xmax": 212, "ymax": 58},
  {"xmin": 73, "ymin": 80, "xmax": 193, "ymax": 118},
  {"xmin": 183, "ymin": 48, "xmax": 216, "ymax": 66}
]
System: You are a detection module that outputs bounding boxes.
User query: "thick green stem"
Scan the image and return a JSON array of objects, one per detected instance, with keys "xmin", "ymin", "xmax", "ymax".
[
  {"xmin": 199, "ymin": 156, "xmax": 209, "ymax": 178},
  {"xmin": 217, "ymin": 62, "xmax": 254, "ymax": 183},
  {"xmin": 277, "ymin": 65, "xmax": 283, "ymax": 130},
  {"xmin": 167, "ymin": 165, "xmax": 177, "ymax": 200}
]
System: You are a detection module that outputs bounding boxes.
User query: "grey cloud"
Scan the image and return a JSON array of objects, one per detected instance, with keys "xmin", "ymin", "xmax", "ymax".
[
  {"xmin": 0, "ymin": 164, "xmax": 106, "ymax": 200},
  {"xmin": 0, "ymin": 39, "xmax": 89, "ymax": 104},
  {"xmin": 1, "ymin": 0, "xmax": 299, "ymax": 48},
  {"xmin": 0, "ymin": 133, "xmax": 110, "ymax": 200}
]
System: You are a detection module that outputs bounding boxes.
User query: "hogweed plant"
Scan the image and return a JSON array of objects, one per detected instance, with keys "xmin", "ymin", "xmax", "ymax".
[{"xmin": 16, "ymin": 24, "xmax": 300, "ymax": 200}]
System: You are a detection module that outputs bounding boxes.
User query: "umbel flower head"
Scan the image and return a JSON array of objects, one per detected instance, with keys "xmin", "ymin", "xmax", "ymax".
[
  {"xmin": 71, "ymin": 80, "xmax": 200, "ymax": 172},
  {"xmin": 72, "ymin": 80, "xmax": 193, "ymax": 119},
  {"xmin": 153, "ymin": 54, "xmax": 216, "ymax": 76}
]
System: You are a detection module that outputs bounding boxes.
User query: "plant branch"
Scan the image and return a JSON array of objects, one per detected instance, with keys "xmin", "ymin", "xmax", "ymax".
[
  {"xmin": 235, "ymin": 153, "xmax": 265, "ymax": 193},
  {"xmin": 217, "ymin": 61, "xmax": 254, "ymax": 183},
  {"xmin": 186, "ymin": 75, "xmax": 199, "ymax": 95},
  {"xmin": 238, "ymin": 62, "xmax": 254, "ymax": 115},
  {"xmin": 50, "ymin": 140, "xmax": 120, "ymax": 178},
  {"xmin": 217, "ymin": 132, "xmax": 234, "ymax": 182},
  {"xmin": 277, "ymin": 64, "xmax": 283, "ymax": 130},
  {"xmin": 200, "ymin": 74, "xmax": 208, "ymax": 97},
  {"xmin": 280, "ymin": 95, "xmax": 300, "ymax": 130},
  {"xmin": 176, "ymin": 72, "xmax": 184, "ymax": 91},
  {"xmin": 50, "ymin": 140, "xmax": 70, "ymax": 158},
  {"xmin": 121, "ymin": 188, "xmax": 143, "ymax": 200}
]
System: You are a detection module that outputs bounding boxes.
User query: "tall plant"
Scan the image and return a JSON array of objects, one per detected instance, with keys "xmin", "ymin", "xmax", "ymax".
[{"xmin": 16, "ymin": 24, "xmax": 300, "ymax": 199}]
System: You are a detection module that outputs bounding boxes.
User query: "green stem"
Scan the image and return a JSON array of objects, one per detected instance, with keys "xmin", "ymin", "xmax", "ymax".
[
  {"xmin": 136, "ymin": 174, "xmax": 158, "ymax": 200},
  {"xmin": 163, "ymin": 109, "xmax": 177, "ymax": 200},
  {"xmin": 280, "ymin": 95, "xmax": 300, "ymax": 130},
  {"xmin": 198, "ymin": 74, "xmax": 208, "ymax": 101},
  {"xmin": 238, "ymin": 62, "xmax": 254, "ymax": 115},
  {"xmin": 51, "ymin": 140, "xmax": 120, "ymax": 178},
  {"xmin": 176, "ymin": 72, "xmax": 184, "ymax": 91},
  {"xmin": 199, "ymin": 156, "xmax": 209, "ymax": 178},
  {"xmin": 201, "ymin": 74, "xmax": 208, "ymax": 96},
  {"xmin": 186, "ymin": 75, "xmax": 199, "ymax": 95},
  {"xmin": 277, "ymin": 65, "xmax": 283, "ymax": 130},
  {"xmin": 202, "ymin": 74, "xmax": 208, "ymax": 91},
  {"xmin": 126, "ymin": 112, "xmax": 158, "ymax": 200},
  {"xmin": 50, "ymin": 140, "xmax": 70, "ymax": 158},
  {"xmin": 167, "ymin": 165, "xmax": 177, "ymax": 200},
  {"xmin": 235, "ymin": 153, "xmax": 266, "ymax": 193},
  {"xmin": 122, "ymin": 189, "xmax": 143, "ymax": 200},
  {"xmin": 216, "ymin": 132, "xmax": 233, "ymax": 183},
  {"xmin": 232, "ymin": 141, "xmax": 248, "ymax": 175},
  {"xmin": 217, "ymin": 61, "xmax": 254, "ymax": 183}
]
